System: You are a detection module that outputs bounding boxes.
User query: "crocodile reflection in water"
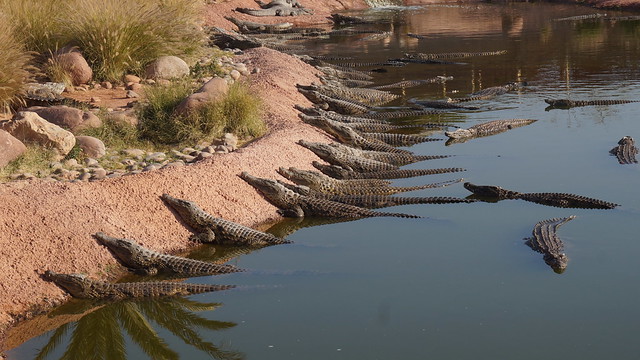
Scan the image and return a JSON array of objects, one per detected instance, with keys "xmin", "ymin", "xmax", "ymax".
[{"xmin": 34, "ymin": 297, "xmax": 243, "ymax": 360}]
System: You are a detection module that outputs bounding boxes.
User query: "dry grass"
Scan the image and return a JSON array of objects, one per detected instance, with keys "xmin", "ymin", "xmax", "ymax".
[
  {"xmin": 0, "ymin": 0, "xmax": 68, "ymax": 54},
  {"xmin": 0, "ymin": 13, "xmax": 33, "ymax": 113}
]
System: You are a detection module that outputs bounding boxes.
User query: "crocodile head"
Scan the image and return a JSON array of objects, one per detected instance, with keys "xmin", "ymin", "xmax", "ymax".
[
  {"xmin": 239, "ymin": 172, "xmax": 285, "ymax": 198},
  {"xmin": 42, "ymin": 270, "xmax": 91, "ymax": 298},
  {"xmin": 93, "ymin": 232, "xmax": 144, "ymax": 268},
  {"xmin": 277, "ymin": 167, "xmax": 325, "ymax": 187},
  {"xmin": 544, "ymin": 99, "xmax": 572, "ymax": 108},
  {"xmin": 463, "ymin": 182, "xmax": 507, "ymax": 197},
  {"xmin": 544, "ymin": 253, "xmax": 568, "ymax": 274},
  {"xmin": 444, "ymin": 128, "xmax": 474, "ymax": 139},
  {"xmin": 618, "ymin": 136, "xmax": 635, "ymax": 146},
  {"xmin": 312, "ymin": 161, "xmax": 350, "ymax": 179},
  {"xmin": 297, "ymin": 140, "xmax": 335, "ymax": 159}
]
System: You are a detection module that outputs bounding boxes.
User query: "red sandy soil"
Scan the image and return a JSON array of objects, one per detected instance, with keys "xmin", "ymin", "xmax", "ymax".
[{"xmin": 1, "ymin": 0, "xmax": 638, "ymax": 353}]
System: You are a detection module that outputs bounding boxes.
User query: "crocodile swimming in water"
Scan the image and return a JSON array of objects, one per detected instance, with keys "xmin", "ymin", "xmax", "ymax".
[
  {"xmin": 312, "ymin": 161, "xmax": 465, "ymax": 180},
  {"xmin": 239, "ymin": 172, "xmax": 421, "ymax": 219},
  {"xmin": 278, "ymin": 181, "xmax": 476, "ymax": 208},
  {"xmin": 463, "ymin": 182, "xmax": 619, "ymax": 209},
  {"xmin": 42, "ymin": 270, "xmax": 235, "ymax": 300},
  {"xmin": 610, "ymin": 136, "xmax": 638, "ymax": 164},
  {"xmin": 444, "ymin": 119, "xmax": 537, "ymax": 144},
  {"xmin": 161, "ymin": 194, "xmax": 291, "ymax": 246},
  {"xmin": 524, "ymin": 216, "xmax": 576, "ymax": 274},
  {"xmin": 544, "ymin": 98, "xmax": 640, "ymax": 109},
  {"xmin": 447, "ymin": 82, "xmax": 526, "ymax": 103},
  {"xmin": 277, "ymin": 167, "xmax": 452, "ymax": 196},
  {"xmin": 403, "ymin": 50, "xmax": 508, "ymax": 60},
  {"xmin": 94, "ymin": 232, "xmax": 243, "ymax": 276}
]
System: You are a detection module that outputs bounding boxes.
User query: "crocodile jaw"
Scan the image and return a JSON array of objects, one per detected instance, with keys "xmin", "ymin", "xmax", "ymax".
[{"xmin": 445, "ymin": 129, "xmax": 473, "ymax": 139}]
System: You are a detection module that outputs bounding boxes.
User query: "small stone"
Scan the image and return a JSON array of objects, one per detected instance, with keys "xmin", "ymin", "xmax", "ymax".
[
  {"xmin": 162, "ymin": 161, "xmax": 185, "ymax": 168},
  {"xmin": 123, "ymin": 74, "xmax": 141, "ymax": 84},
  {"xmin": 78, "ymin": 172, "xmax": 91, "ymax": 181},
  {"xmin": 229, "ymin": 69, "xmax": 241, "ymax": 80},
  {"xmin": 127, "ymin": 83, "xmax": 142, "ymax": 91},
  {"xmin": 145, "ymin": 152, "xmax": 166, "ymax": 162},
  {"xmin": 142, "ymin": 164, "xmax": 161, "ymax": 172},
  {"xmin": 49, "ymin": 162, "xmax": 63, "ymax": 170},
  {"xmin": 121, "ymin": 149, "xmax": 145, "ymax": 157},
  {"xmin": 179, "ymin": 154, "xmax": 196, "ymax": 162},
  {"xmin": 214, "ymin": 145, "xmax": 229, "ymax": 153},
  {"xmin": 84, "ymin": 158, "xmax": 99, "ymax": 167},
  {"xmin": 100, "ymin": 81, "xmax": 113, "ymax": 89},
  {"xmin": 64, "ymin": 159, "xmax": 79, "ymax": 168},
  {"xmin": 202, "ymin": 146, "xmax": 216, "ymax": 154},
  {"xmin": 144, "ymin": 79, "xmax": 156, "ymax": 85},
  {"xmin": 91, "ymin": 97, "xmax": 101, "ymax": 103},
  {"xmin": 180, "ymin": 147, "xmax": 197, "ymax": 154},
  {"xmin": 93, "ymin": 83, "xmax": 102, "ymax": 90},
  {"xmin": 121, "ymin": 159, "xmax": 137, "ymax": 166},
  {"xmin": 126, "ymin": 90, "xmax": 139, "ymax": 98},
  {"xmin": 195, "ymin": 152, "xmax": 213, "ymax": 161},
  {"xmin": 74, "ymin": 86, "xmax": 88, "ymax": 92},
  {"xmin": 252, "ymin": 67, "xmax": 260, "ymax": 74},
  {"xmin": 91, "ymin": 168, "xmax": 107, "ymax": 180}
]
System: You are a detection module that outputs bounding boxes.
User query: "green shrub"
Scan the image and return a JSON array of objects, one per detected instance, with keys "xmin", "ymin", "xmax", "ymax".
[
  {"xmin": 138, "ymin": 81, "xmax": 265, "ymax": 145},
  {"xmin": 0, "ymin": 145, "xmax": 57, "ymax": 181},
  {"xmin": 64, "ymin": 0, "xmax": 204, "ymax": 81},
  {"xmin": 0, "ymin": 14, "xmax": 33, "ymax": 113},
  {"xmin": 0, "ymin": 0, "xmax": 68, "ymax": 54}
]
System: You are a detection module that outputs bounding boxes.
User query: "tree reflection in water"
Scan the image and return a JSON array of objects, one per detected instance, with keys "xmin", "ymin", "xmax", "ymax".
[{"xmin": 35, "ymin": 297, "xmax": 243, "ymax": 360}]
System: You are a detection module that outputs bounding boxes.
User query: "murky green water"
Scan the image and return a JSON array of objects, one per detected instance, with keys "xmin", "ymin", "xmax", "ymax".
[{"xmin": 8, "ymin": 3, "xmax": 640, "ymax": 359}]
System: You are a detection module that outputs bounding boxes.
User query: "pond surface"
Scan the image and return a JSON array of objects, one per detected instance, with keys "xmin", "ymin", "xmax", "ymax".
[{"xmin": 8, "ymin": 2, "xmax": 640, "ymax": 359}]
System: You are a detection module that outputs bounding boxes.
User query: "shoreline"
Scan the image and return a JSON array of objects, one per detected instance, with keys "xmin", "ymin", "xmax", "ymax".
[{"xmin": 2, "ymin": 0, "xmax": 639, "ymax": 353}]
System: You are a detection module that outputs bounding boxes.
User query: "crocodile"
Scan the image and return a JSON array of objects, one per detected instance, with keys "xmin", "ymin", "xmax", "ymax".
[
  {"xmin": 361, "ymin": 132, "xmax": 442, "ymax": 147},
  {"xmin": 408, "ymin": 99, "xmax": 480, "ymax": 110},
  {"xmin": 354, "ymin": 109, "xmax": 446, "ymax": 120},
  {"xmin": 297, "ymin": 106, "xmax": 448, "ymax": 127},
  {"xmin": 316, "ymin": 66, "xmax": 375, "ymax": 81},
  {"xmin": 224, "ymin": 16, "xmax": 293, "ymax": 33},
  {"xmin": 235, "ymin": 0, "xmax": 313, "ymax": 17},
  {"xmin": 391, "ymin": 57, "xmax": 465, "ymax": 65},
  {"xmin": 301, "ymin": 125, "xmax": 413, "ymax": 154},
  {"xmin": 329, "ymin": 61, "xmax": 405, "ymax": 68},
  {"xmin": 609, "ymin": 136, "xmax": 638, "ymax": 164},
  {"xmin": 161, "ymin": 194, "xmax": 291, "ymax": 245},
  {"xmin": 447, "ymin": 82, "xmax": 526, "ymax": 103},
  {"xmin": 524, "ymin": 216, "xmax": 576, "ymax": 274},
  {"xmin": 42, "ymin": 270, "xmax": 235, "ymax": 300},
  {"xmin": 444, "ymin": 119, "xmax": 537, "ymax": 143},
  {"xmin": 296, "ymin": 83, "xmax": 399, "ymax": 106},
  {"xmin": 278, "ymin": 181, "xmax": 476, "ymax": 208},
  {"xmin": 312, "ymin": 161, "xmax": 465, "ymax": 180},
  {"xmin": 277, "ymin": 167, "xmax": 452, "ymax": 196},
  {"xmin": 298, "ymin": 88, "xmax": 371, "ymax": 115},
  {"xmin": 328, "ymin": 13, "xmax": 378, "ymax": 25},
  {"xmin": 22, "ymin": 82, "xmax": 91, "ymax": 108},
  {"xmin": 371, "ymin": 76, "xmax": 453, "ymax": 90},
  {"xmin": 297, "ymin": 140, "xmax": 402, "ymax": 172},
  {"xmin": 403, "ymin": 50, "xmax": 508, "ymax": 60},
  {"xmin": 463, "ymin": 182, "xmax": 619, "ymax": 209},
  {"xmin": 312, "ymin": 141, "xmax": 446, "ymax": 166},
  {"xmin": 239, "ymin": 172, "xmax": 422, "ymax": 218},
  {"xmin": 552, "ymin": 13, "xmax": 606, "ymax": 21},
  {"xmin": 544, "ymin": 98, "xmax": 640, "ymax": 109},
  {"xmin": 94, "ymin": 232, "xmax": 243, "ymax": 276}
]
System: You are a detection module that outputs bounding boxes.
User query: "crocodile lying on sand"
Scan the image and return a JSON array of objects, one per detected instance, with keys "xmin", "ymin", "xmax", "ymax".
[
  {"xmin": 403, "ymin": 50, "xmax": 508, "ymax": 60},
  {"xmin": 524, "ymin": 216, "xmax": 576, "ymax": 274},
  {"xmin": 544, "ymin": 98, "xmax": 640, "ymax": 109},
  {"xmin": 22, "ymin": 82, "xmax": 91, "ymax": 108},
  {"xmin": 307, "ymin": 141, "xmax": 446, "ymax": 166},
  {"xmin": 610, "ymin": 136, "xmax": 638, "ymax": 164},
  {"xmin": 277, "ymin": 167, "xmax": 451, "ymax": 196},
  {"xmin": 224, "ymin": 16, "xmax": 293, "ymax": 33},
  {"xmin": 297, "ymin": 140, "xmax": 403, "ymax": 172},
  {"xmin": 463, "ymin": 182, "xmax": 618, "ymax": 209},
  {"xmin": 161, "ymin": 194, "xmax": 291, "ymax": 246},
  {"xmin": 94, "ymin": 232, "xmax": 243, "ymax": 276},
  {"xmin": 236, "ymin": 0, "xmax": 313, "ymax": 17},
  {"xmin": 239, "ymin": 172, "xmax": 421, "ymax": 219},
  {"xmin": 371, "ymin": 76, "xmax": 453, "ymax": 90},
  {"xmin": 444, "ymin": 119, "xmax": 537, "ymax": 144},
  {"xmin": 298, "ymin": 88, "xmax": 371, "ymax": 115},
  {"xmin": 278, "ymin": 181, "xmax": 476, "ymax": 208},
  {"xmin": 296, "ymin": 83, "xmax": 399, "ymax": 106},
  {"xmin": 312, "ymin": 161, "xmax": 465, "ymax": 180},
  {"xmin": 42, "ymin": 270, "xmax": 235, "ymax": 299},
  {"xmin": 447, "ymin": 82, "xmax": 526, "ymax": 103}
]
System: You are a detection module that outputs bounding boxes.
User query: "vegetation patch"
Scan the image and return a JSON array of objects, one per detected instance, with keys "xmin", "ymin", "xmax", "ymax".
[{"xmin": 0, "ymin": 13, "xmax": 33, "ymax": 112}]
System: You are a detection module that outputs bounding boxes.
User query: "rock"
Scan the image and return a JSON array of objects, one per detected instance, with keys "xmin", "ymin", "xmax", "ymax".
[
  {"xmin": 0, "ymin": 130, "xmax": 26, "ymax": 167},
  {"xmin": 123, "ymin": 74, "xmax": 141, "ymax": 84},
  {"xmin": 1, "ymin": 112, "xmax": 75, "ymax": 159},
  {"xmin": 145, "ymin": 152, "xmax": 166, "ymax": 162},
  {"xmin": 162, "ymin": 161, "xmax": 185, "ymax": 168},
  {"xmin": 229, "ymin": 69, "xmax": 241, "ymax": 80},
  {"xmin": 195, "ymin": 152, "xmax": 213, "ymax": 161},
  {"xmin": 107, "ymin": 110, "xmax": 138, "ymax": 127},
  {"xmin": 223, "ymin": 133, "xmax": 238, "ymax": 150},
  {"xmin": 202, "ymin": 146, "xmax": 216, "ymax": 154},
  {"xmin": 174, "ymin": 77, "xmax": 229, "ymax": 116},
  {"xmin": 142, "ymin": 164, "xmax": 161, "ymax": 172},
  {"xmin": 214, "ymin": 145, "xmax": 229, "ymax": 153},
  {"xmin": 83, "ymin": 156, "xmax": 101, "ymax": 167},
  {"xmin": 126, "ymin": 90, "xmax": 139, "ymax": 98},
  {"xmin": 63, "ymin": 159, "xmax": 79, "ymax": 168},
  {"xmin": 26, "ymin": 106, "xmax": 101, "ymax": 133},
  {"xmin": 91, "ymin": 168, "xmax": 107, "ymax": 180},
  {"xmin": 145, "ymin": 56, "xmax": 190, "ymax": 80},
  {"xmin": 78, "ymin": 172, "xmax": 91, "ymax": 181},
  {"xmin": 101, "ymin": 81, "xmax": 113, "ymax": 89},
  {"xmin": 53, "ymin": 51, "xmax": 93, "ymax": 85},
  {"xmin": 121, "ymin": 149, "xmax": 145, "ymax": 158},
  {"xmin": 127, "ymin": 83, "xmax": 142, "ymax": 92}
]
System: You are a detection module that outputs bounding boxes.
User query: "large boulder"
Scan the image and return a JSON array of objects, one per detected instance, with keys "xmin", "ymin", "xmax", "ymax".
[
  {"xmin": 26, "ymin": 106, "xmax": 102, "ymax": 133},
  {"xmin": 145, "ymin": 56, "xmax": 190, "ymax": 80},
  {"xmin": 75, "ymin": 136, "xmax": 106, "ymax": 158},
  {"xmin": 53, "ymin": 50, "xmax": 93, "ymax": 86},
  {"xmin": 0, "ymin": 130, "xmax": 26, "ymax": 167},
  {"xmin": 174, "ymin": 77, "xmax": 229, "ymax": 116},
  {"xmin": 1, "ymin": 112, "xmax": 76, "ymax": 159}
]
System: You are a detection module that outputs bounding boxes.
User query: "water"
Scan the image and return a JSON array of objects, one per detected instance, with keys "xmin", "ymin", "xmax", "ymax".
[{"xmin": 8, "ymin": 3, "xmax": 640, "ymax": 359}]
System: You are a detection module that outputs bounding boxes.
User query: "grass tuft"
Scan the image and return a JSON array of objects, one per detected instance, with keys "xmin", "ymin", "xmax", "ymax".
[
  {"xmin": 0, "ymin": 145, "xmax": 57, "ymax": 181},
  {"xmin": 0, "ymin": 0, "xmax": 68, "ymax": 54},
  {"xmin": 0, "ymin": 13, "xmax": 33, "ymax": 113}
]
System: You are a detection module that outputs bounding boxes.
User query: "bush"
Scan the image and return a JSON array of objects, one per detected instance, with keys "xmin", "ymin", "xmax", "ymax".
[
  {"xmin": 0, "ymin": 145, "xmax": 57, "ymax": 181},
  {"xmin": 64, "ymin": 0, "xmax": 204, "ymax": 81},
  {"xmin": 0, "ymin": 0, "xmax": 68, "ymax": 54},
  {"xmin": 138, "ymin": 81, "xmax": 265, "ymax": 145},
  {"xmin": 0, "ymin": 14, "xmax": 33, "ymax": 112}
]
